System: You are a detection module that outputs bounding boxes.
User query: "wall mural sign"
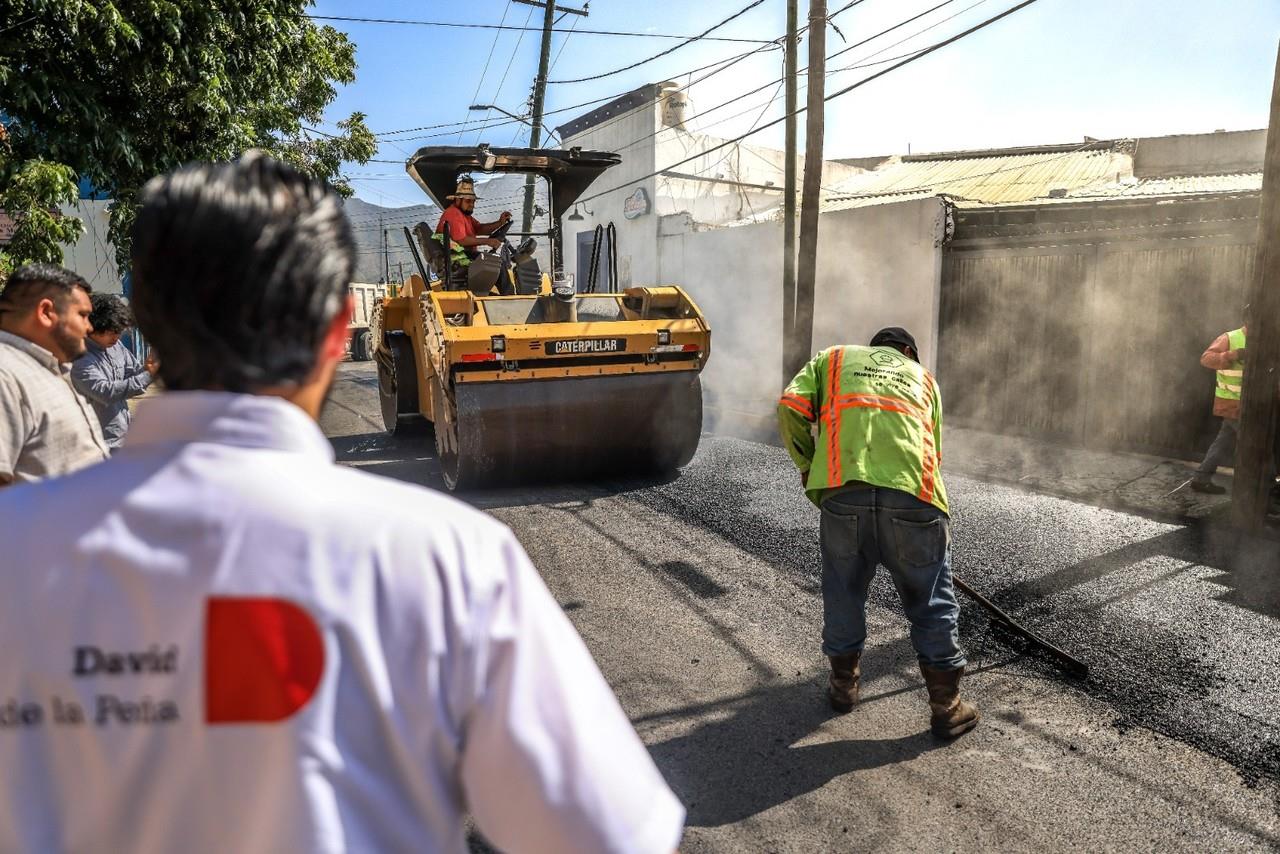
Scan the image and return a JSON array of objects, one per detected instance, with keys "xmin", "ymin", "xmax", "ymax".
[{"xmin": 623, "ymin": 187, "xmax": 651, "ymax": 220}]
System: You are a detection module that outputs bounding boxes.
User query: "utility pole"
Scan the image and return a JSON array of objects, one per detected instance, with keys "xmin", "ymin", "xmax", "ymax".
[
  {"xmin": 790, "ymin": 0, "xmax": 826, "ymax": 378},
  {"xmin": 1233, "ymin": 38, "xmax": 1280, "ymax": 531},
  {"xmin": 381, "ymin": 220, "xmax": 390, "ymax": 284},
  {"xmin": 518, "ymin": 0, "xmax": 586, "ymax": 245},
  {"xmin": 782, "ymin": 0, "xmax": 799, "ymax": 386}
]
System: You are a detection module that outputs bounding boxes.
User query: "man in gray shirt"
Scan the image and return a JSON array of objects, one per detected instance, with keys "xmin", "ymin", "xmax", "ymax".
[
  {"xmin": 72, "ymin": 293, "xmax": 156, "ymax": 449},
  {"xmin": 0, "ymin": 263, "xmax": 109, "ymax": 486}
]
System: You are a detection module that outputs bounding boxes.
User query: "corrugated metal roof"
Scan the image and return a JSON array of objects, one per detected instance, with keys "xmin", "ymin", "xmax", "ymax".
[
  {"xmin": 822, "ymin": 145, "xmax": 1134, "ymax": 208},
  {"xmin": 1065, "ymin": 172, "xmax": 1262, "ymax": 198}
]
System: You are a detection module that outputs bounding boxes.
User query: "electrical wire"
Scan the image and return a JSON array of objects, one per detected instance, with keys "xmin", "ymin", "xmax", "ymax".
[
  {"xmin": 303, "ymin": 14, "xmax": 775, "ymax": 44},
  {"xmin": 455, "ymin": 0, "xmax": 513, "ymax": 145},
  {"xmin": 383, "ymin": 40, "xmax": 781, "ymax": 147},
  {"xmin": 547, "ymin": 0, "xmax": 769, "ymax": 85},
  {"xmin": 472, "ymin": 2, "xmax": 538, "ymax": 146},
  {"xmin": 577, "ymin": 0, "xmax": 1047, "ymax": 204},
  {"xmin": 382, "ymin": 0, "xmax": 963, "ymax": 149},
  {"xmin": 372, "ymin": 40, "xmax": 777, "ymax": 139}
]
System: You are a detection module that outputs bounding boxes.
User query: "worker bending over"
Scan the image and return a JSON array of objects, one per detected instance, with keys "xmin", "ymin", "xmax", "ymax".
[{"xmin": 778, "ymin": 327, "xmax": 978, "ymax": 738}]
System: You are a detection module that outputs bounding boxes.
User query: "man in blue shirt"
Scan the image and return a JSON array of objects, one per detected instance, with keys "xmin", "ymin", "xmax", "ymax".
[{"xmin": 71, "ymin": 293, "xmax": 156, "ymax": 449}]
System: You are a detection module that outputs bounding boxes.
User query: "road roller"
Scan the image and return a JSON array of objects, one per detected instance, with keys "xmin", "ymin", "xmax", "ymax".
[{"xmin": 370, "ymin": 145, "xmax": 712, "ymax": 490}]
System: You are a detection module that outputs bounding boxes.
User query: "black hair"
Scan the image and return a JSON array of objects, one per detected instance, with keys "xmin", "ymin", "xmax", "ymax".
[
  {"xmin": 88, "ymin": 293, "xmax": 134, "ymax": 335},
  {"xmin": 129, "ymin": 151, "xmax": 355, "ymax": 392},
  {"xmin": 0, "ymin": 263, "xmax": 91, "ymax": 315}
]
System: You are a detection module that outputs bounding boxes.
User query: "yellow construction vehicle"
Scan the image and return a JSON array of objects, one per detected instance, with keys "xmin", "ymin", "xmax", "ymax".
[{"xmin": 371, "ymin": 145, "xmax": 711, "ymax": 490}]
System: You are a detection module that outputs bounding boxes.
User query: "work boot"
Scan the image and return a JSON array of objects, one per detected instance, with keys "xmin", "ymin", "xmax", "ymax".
[
  {"xmin": 826, "ymin": 653, "xmax": 861, "ymax": 714},
  {"xmin": 1190, "ymin": 478, "xmax": 1226, "ymax": 495},
  {"xmin": 919, "ymin": 663, "xmax": 979, "ymax": 738}
]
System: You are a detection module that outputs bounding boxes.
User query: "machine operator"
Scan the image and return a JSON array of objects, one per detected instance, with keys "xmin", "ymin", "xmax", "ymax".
[{"xmin": 434, "ymin": 176, "xmax": 513, "ymax": 277}]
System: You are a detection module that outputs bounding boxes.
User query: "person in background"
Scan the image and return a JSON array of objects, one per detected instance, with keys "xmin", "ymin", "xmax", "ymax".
[
  {"xmin": 0, "ymin": 262, "xmax": 108, "ymax": 486},
  {"xmin": 71, "ymin": 293, "xmax": 156, "ymax": 450},
  {"xmin": 1192, "ymin": 319, "xmax": 1247, "ymax": 494},
  {"xmin": 0, "ymin": 153, "xmax": 684, "ymax": 854},
  {"xmin": 778, "ymin": 327, "xmax": 978, "ymax": 739}
]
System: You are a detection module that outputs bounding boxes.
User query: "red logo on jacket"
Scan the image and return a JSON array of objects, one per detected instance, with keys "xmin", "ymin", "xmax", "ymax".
[{"xmin": 205, "ymin": 597, "xmax": 325, "ymax": 724}]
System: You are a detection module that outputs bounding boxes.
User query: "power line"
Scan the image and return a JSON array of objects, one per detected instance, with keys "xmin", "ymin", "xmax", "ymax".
[
  {"xmin": 547, "ymin": 0, "xmax": 769, "ymax": 85},
  {"xmin": 358, "ymin": 0, "xmax": 956, "ymax": 144},
  {"xmin": 304, "ymin": 14, "xmax": 774, "ymax": 43},
  {"xmin": 472, "ymin": 2, "xmax": 539, "ymax": 146},
  {"xmin": 372, "ymin": 0, "xmax": 891, "ymax": 147},
  {"xmin": 573, "ymin": 0, "xmax": 979, "ymax": 163},
  {"xmin": 384, "ymin": 41, "xmax": 781, "ymax": 146},
  {"xmin": 372, "ymin": 40, "xmax": 776, "ymax": 139},
  {"xmin": 579, "ymin": 0, "xmax": 1047, "ymax": 204},
  {"xmin": 456, "ymin": 0, "xmax": 514, "ymax": 145}
]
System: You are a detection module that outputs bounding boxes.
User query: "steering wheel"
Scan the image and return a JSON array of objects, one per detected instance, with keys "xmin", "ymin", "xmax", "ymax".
[{"xmin": 490, "ymin": 218, "xmax": 514, "ymax": 241}]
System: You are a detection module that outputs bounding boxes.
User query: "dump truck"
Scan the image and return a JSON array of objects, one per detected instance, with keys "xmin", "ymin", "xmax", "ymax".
[
  {"xmin": 371, "ymin": 145, "xmax": 711, "ymax": 490},
  {"xmin": 347, "ymin": 282, "xmax": 387, "ymax": 361}
]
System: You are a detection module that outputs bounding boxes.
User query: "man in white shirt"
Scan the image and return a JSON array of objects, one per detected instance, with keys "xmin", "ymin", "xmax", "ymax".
[
  {"xmin": 0, "ymin": 152, "xmax": 684, "ymax": 854},
  {"xmin": 0, "ymin": 262, "xmax": 109, "ymax": 485}
]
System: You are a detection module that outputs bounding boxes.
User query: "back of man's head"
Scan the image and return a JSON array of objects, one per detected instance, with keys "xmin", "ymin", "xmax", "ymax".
[
  {"xmin": 0, "ymin": 263, "xmax": 91, "ymax": 322},
  {"xmin": 130, "ymin": 151, "xmax": 355, "ymax": 392},
  {"xmin": 869, "ymin": 326, "xmax": 918, "ymax": 361}
]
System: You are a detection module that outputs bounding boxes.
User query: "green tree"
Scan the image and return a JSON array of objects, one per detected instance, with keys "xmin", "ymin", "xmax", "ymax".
[{"xmin": 0, "ymin": 1, "xmax": 376, "ymax": 278}]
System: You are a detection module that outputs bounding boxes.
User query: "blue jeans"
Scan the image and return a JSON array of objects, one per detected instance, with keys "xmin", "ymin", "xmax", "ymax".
[{"xmin": 819, "ymin": 486, "xmax": 966, "ymax": 670}]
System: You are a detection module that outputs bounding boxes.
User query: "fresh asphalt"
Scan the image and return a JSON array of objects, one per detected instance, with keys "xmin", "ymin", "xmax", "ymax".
[{"xmin": 322, "ymin": 361, "xmax": 1280, "ymax": 852}]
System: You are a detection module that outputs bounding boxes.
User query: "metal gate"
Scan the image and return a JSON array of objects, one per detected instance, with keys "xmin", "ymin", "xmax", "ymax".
[{"xmin": 940, "ymin": 196, "xmax": 1259, "ymax": 460}]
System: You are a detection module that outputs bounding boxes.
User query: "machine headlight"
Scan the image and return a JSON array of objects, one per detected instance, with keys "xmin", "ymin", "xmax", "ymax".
[
  {"xmin": 657, "ymin": 329, "xmax": 672, "ymax": 345},
  {"xmin": 490, "ymin": 335, "xmax": 506, "ymax": 353}
]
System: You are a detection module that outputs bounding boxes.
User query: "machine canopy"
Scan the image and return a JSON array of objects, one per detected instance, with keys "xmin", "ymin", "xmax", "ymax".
[{"xmin": 405, "ymin": 146, "xmax": 622, "ymax": 221}]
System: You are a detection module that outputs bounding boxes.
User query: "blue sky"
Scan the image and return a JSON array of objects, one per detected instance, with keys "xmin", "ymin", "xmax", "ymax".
[{"xmin": 310, "ymin": 0, "xmax": 1280, "ymax": 207}]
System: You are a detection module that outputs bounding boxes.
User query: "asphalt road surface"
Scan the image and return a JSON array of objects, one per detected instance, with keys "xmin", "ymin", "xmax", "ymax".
[{"xmin": 323, "ymin": 361, "xmax": 1280, "ymax": 852}]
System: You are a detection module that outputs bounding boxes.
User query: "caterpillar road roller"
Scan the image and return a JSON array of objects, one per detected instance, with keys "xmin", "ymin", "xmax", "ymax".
[{"xmin": 371, "ymin": 145, "xmax": 711, "ymax": 490}]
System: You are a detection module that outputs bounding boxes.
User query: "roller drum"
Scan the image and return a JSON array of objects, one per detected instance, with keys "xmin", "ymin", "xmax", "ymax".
[{"xmin": 437, "ymin": 372, "xmax": 703, "ymax": 490}]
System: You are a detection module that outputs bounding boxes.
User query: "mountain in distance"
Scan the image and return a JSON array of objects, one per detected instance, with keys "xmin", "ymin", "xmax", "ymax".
[{"xmin": 344, "ymin": 174, "xmax": 548, "ymax": 284}]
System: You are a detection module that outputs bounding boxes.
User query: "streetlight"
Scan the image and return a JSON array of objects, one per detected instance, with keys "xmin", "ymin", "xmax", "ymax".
[
  {"xmin": 468, "ymin": 104, "xmax": 557, "ymax": 145},
  {"xmin": 469, "ymin": 105, "xmax": 559, "ymax": 238}
]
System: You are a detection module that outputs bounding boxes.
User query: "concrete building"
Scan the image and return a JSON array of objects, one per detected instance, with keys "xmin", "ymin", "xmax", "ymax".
[{"xmin": 555, "ymin": 82, "xmax": 1265, "ymax": 446}]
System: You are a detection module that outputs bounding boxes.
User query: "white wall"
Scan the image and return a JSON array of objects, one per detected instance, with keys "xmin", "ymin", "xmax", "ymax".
[
  {"xmin": 658, "ymin": 197, "xmax": 947, "ymax": 442},
  {"xmin": 59, "ymin": 199, "xmax": 122, "ymax": 294},
  {"xmin": 560, "ymin": 102, "xmax": 659, "ymax": 289},
  {"xmin": 653, "ymin": 130, "xmax": 865, "ymax": 227}
]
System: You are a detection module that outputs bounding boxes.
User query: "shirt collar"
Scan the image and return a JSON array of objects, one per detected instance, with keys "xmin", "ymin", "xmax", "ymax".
[
  {"xmin": 123, "ymin": 391, "xmax": 335, "ymax": 462},
  {"xmin": 0, "ymin": 329, "xmax": 62, "ymax": 374}
]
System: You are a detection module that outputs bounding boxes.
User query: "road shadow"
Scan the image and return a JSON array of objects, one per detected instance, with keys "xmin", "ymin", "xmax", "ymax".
[
  {"xmin": 649, "ymin": 678, "xmax": 943, "ymax": 828},
  {"xmin": 994, "ymin": 519, "xmax": 1280, "ymax": 622},
  {"xmin": 331, "ymin": 429, "xmax": 687, "ymax": 508}
]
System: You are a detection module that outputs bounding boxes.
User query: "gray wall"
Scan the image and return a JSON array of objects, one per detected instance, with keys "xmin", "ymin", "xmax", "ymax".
[{"xmin": 658, "ymin": 197, "xmax": 947, "ymax": 441}]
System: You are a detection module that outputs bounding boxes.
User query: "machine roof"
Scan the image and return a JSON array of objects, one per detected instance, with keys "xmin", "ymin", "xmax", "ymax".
[{"xmin": 405, "ymin": 146, "xmax": 621, "ymax": 218}]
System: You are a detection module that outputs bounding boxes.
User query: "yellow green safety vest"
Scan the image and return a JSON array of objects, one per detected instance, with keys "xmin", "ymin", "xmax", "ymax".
[
  {"xmin": 777, "ymin": 344, "xmax": 948, "ymax": 514},
  {"xmin": 432, "ymin": 232, "xmax": 471, "ymax": 267},
  {"xmin": 1215, "ymin": 327, "xmax": 1246, "ymax": 402}
]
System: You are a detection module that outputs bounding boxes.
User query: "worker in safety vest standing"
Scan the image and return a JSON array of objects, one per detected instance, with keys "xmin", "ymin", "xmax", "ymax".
[
  {"xmin": 778, "ymin": 327, "xmax": 978, "ymax": 739},
  {"xmin": 1192, "ymin": 321, "xmax": 1248, "ymax": 494}
]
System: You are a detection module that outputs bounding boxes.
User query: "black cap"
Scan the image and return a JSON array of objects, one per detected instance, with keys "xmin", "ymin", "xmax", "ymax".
[{"xmin": 869, "ymin": 326, "xmax": 917, "ymax": 354}]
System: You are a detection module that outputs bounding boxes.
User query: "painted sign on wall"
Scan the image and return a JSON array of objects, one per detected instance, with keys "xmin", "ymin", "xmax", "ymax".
[{"xmin": 623, "ymin": 187, "xmax": 651, "ymax": 220}]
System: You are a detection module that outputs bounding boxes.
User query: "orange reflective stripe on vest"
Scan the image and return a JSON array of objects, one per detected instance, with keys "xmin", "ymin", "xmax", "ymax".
[
  {"xmin": 779, "ymin": 393, "xmax": 815, "ymax": 421},
  {"xmin": 824, "ymin": 347, "xmax": 845, "ymax": 483}
]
